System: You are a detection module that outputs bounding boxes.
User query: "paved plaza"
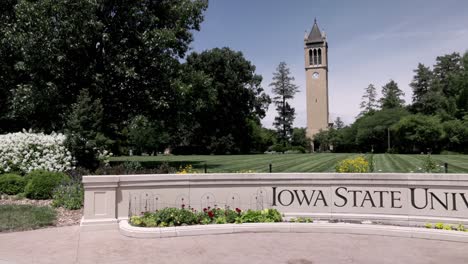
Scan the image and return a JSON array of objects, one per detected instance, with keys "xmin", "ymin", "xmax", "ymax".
[{"xmin": 0, "ymin": 226, "xmax": 467, "ymax": 264}]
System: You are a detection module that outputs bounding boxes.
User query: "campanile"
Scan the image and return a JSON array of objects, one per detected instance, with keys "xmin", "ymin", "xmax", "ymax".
[{"xmin": 304, "ymin": 19, "xmax": 329, "ymax": 140}]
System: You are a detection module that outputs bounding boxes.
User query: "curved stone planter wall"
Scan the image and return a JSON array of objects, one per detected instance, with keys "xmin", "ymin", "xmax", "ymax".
[
  {"xmin": 81, "ymin": 173, "xmax": 468, "ymax": 231},
  {"xmin": 119, "ymin": 221, "xmax": 468, "ymax": 243}
]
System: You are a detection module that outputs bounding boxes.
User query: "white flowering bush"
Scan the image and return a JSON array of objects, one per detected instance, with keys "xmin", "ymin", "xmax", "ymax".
[{"xmin": 0, "ymin": 130, "xmax": 74, "ymax": 174}]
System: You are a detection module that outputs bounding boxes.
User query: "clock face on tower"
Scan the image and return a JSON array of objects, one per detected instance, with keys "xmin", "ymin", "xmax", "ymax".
[{"xmin": 312, "ymin": 72, "xmax": 319, "ymax": 79}]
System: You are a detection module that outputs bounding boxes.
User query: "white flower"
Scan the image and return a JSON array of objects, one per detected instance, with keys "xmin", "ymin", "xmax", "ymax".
[{"xmin": 0, "ymin": 131, "xmax": 73, "ymax": 174}]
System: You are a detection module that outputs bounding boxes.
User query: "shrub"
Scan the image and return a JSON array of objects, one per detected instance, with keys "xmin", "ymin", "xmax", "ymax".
[
  {"xmin": 421, "ymin": 154, "xmax": 440, "ymax": 173},
  {"xmin": 335, "ymin": 156, "xmax": 370, "ymax": 173},
  {"xmin": 238, "ymin": 208, "xmax": 282, "ymax": 223},
  {"xmin": 52, "ymin": 183, "xmax": 84, "ymax": 210},
  {"xmin": 94, "ymin": 162, "xmax": 176, "ymax": 175},
  {"xmin": 177, "ymin": 164, "xmax": 198, "ymax": 174},
  {"xmin": 24, "ymin": 170, "xmax": 70, "ymax": 199},
  {"xmin": 434, "ymin": 222, "xmax": 444, "ymax": 229},
  {"xmin": 0, "ymin": 130, "xmax": 73, "ymax": 174},
  {"xmin": 0, "ymin": 174, "xmax": 26, "ymax": 195}
]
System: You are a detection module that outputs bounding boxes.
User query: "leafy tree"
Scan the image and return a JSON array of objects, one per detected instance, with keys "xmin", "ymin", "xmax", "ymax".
[
  {"xmin": 270, "ymin": 62, "xmax": 300, "ymax": 146},
  {"xmin": 359, "ymin": 84, "xmax": 378, "ymax": 116},
  {"xmin": 312, "ymin": 129, "xmax": 331, "ymax": 152},
  {"xmin": 379, "ymin": 80, "xmax": 405, "ymax": 109},
  {"xmin": 179, "ymin": 48, "xmax": 271, "ymax": 154},
  {"xmin": 0, "ymin": 0, "xmax": 20, "ymax": 133},
  {"xmin": 410, "ymin": 63, "xmax": 433, "ymax": 113},
  {"xmin": 2, "ymin": 0, "xmax": 208, "ymax": 139},
  {"xmin": 291, "ymin": 128, "xmax": 311, "ymax": 150},
  {"xmin": 128, "ymin": 115, "xmax": 169, "ymax": 155},
  {"xmin": 354, "ymin": 108, "xmax": 409, "ymax": 152},
  {"xmin": 442, "ymin": 119, "xmax": 468, "ymax": 153},
  {"xmin": 392, "ymin": 114, "xmax": 443, "ymax": 153}
]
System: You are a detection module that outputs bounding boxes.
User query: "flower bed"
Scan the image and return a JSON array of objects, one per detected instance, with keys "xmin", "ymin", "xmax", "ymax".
[{"xmin": 129, "ymin": 207, "xmax": 282, "ymax": 227}]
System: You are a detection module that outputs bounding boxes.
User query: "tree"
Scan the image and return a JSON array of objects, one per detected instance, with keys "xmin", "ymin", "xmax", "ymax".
[
  {"xmin": 0, "ymin": 0, "xmax": 20, "ymax": 133},
  {"xmin": 354, "ymin": 108, "xmax": 409, "ymax": 152},
  {"xmin": 392, "ymin": 114, "xmax": 443, "ymax": 153},
  {"xmin": 442, "ymin": 119, "xmax": 468, "ymax": 153},
  {"xmin": 128, "ymin": 115, "xmax": 169, "ymax": 155},
  {"xmin": 65, "ymin": 90, "xmax": 111, "ymax": 169},
  {"xmin": 3, "ymin": 0, "xmax": 208, "ymax": 138},
  {"xmin": 179, "ymin": 48, "xmax": 271, "ymax": 154},
  {"xmin": 270, "ymin": 62, "xmax": 300, "ymax": 146},
  {"xmin": 410, "ymin": 63, "xmax": 433, "ymax": 113},
  {"xmin": 379, "ymin": 80, "xmax": 405, "ymax": 109},
  {"xmin": 334, "ymin": 117, "xmax": 345, "ymax": 129},
  {"xmin": 291, "ymin": 128, "xmax": 311, "ymax": 150},
  {"xmin": 359, "ymin": 84, "xmax": 378, "ymax": 116},
  {"xmin": 433, "ymin": 52, "xmax": 462, "ymax": 96}
]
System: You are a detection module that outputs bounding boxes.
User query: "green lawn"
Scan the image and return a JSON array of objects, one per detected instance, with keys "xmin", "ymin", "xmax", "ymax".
[
  {"xmin": 0, "ymin": 205, "xmax": 56, "ymax": 232},
  {"xmin": 111, "ymin": 153, "xmax": 468, "ymax": 173}
]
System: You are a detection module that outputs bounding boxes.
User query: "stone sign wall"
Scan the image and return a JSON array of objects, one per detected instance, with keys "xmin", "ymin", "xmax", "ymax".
[{"xmin": 81, "ymin": 173, "xmax": 468, "ymax": 230}]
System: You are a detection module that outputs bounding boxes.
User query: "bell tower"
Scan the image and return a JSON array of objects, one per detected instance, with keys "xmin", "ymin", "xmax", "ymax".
[{"xmin": 304, "ymin": 19, "xmax": 329, "ymax": 141}]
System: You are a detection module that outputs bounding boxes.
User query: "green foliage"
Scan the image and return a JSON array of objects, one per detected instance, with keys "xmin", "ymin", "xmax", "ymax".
[
  {"xmin": 379, "ymin": 80, "xmax": 405, "ymax": 109},
  {"xmin": 456, "ymin": 224, "xmax": 465, "ymax": 232},
  {"xmin": 443, "ymin": 224, "xmax": 453, "ymax": 230},
  {"xmin": 392, "ymin": 114, "xmax": 443, "ymax": 153},
  {"xmin": 238, "ymin": 208, "xmax": 282, "ymax": 223},
  {"xmin": 291, "ymin": 128, "xmax": 311, "ymax": 150},
  {"xmin": 122, "ymin": 161, "xmax": 143, "ymax": 172},
  {"xmin": 290, "ymin": 217, "xmax": 313, "ymax": 223},
  {"xmin": 128, "ymin": 115, "xmax": 169, "ymax": 155},
  {"xmin": 51, "ymin": 182, "xmax": 84, "ymax": 210},
  {"xmin": 95, "ymin": 162, "xmax": 176, "ymax": 175},
  {"xmin": 174, "ymin": 47, "xmax": 270, "ymax": 154},
  {"xmin": 1, "ymin": 0, "xmax": 209, "ymax": 149},
  {"xmin": 24, "ymin": 170, "xmax": 70, "ymax": 199},
  {"xmin": 421, "ymin": 155, "xmax": 440, "ymax": 173},
  {"xmin": 424, "ymin": 223, "xmax": 432, "ymax": 229},
  {"xmin": 359, "ymin": 84, "xmax": 379, "ymax": 116},
  {"xmin": 0, "ymin": 204, "xmax": 57, "ymax": 232},
  {"xmin": 65, "ymin": 89, "xmax": 112, "ymax": 169},
  {"xmin": 129, "ymin": 207, "xmax": 282, "ymax": 227},
  {"xmin": 0, "ymin": 174, "xmax": 26, "ymax": 195},
  {"xmin": 335, "ymin": 156, "xmax": 370, "ymax": 173},
  {"xmin": 434, "ymin": 222, "xmax": 444, "ymax": 229},
  {"xmin": 270, "ymin": 62, "xmax": 299, "ymax": 145}
]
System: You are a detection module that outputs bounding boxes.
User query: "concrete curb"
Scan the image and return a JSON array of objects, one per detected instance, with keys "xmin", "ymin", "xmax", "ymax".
[{"xmin": 119, "ymin": 220, "xmax": 468, "ymax": 242}]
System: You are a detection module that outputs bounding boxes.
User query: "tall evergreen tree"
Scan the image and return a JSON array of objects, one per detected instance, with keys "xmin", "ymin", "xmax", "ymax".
[
  {"xmin": 359, "ymin": 84, "xmax": 378, "ymax": 116},
  {"xmin": 410, "ymin": 63, "xmax": 433, "ymax": 113},
  {"xmin": 334, "ymin": 117, "xmax": 345, "ymax": 129},
  {"xmin": 270, "ymin": 62, "xmax": 299, "ymax": 145},
  {"xmin": 379, "ymin": 80, "xmax": 405, "ymax": 109}
]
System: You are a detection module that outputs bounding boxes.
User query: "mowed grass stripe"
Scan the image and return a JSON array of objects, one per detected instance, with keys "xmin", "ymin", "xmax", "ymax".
[{"xmin": 111, "ymin": 154, "xmax": 468, "ymax": 173}]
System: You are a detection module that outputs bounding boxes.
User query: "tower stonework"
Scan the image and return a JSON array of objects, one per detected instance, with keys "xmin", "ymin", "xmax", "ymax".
[{"xmin": 304, "ymin": 20, "xmax": 329, "ymax": 140}]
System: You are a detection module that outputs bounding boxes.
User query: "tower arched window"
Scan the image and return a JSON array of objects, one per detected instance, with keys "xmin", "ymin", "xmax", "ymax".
[
  {"xmin": 313, "ymin": 49, "xmax": 318, "ymax": 65},
  {"xmin": 309, "ymin": 49, "xmax": 313, "ymax": 65},
  {"xmin": 318, "ymin": 49, "xmax": 322, "ymax": 65}
]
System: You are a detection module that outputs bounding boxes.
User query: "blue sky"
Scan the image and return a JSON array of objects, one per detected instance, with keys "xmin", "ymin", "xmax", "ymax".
[{"xmin": 191, "ymin": 0, "xmax": 468, "ymax": 127}]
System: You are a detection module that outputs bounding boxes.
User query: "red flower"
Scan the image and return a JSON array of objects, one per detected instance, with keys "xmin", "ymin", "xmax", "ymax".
[
  {"xmin": 181, "ymin": 204, "xmax": 185, "ymax": 209},
  {"xmin": 208, "ymin": 211, "xmax": 214, "ymax": 218},
  {"xmin": 235, "ymin": 208, "xmax": 241, "ymax": 213},
  {"xmin": 203, "ymin": 208, "xmax": 207, "ymax": 212}
]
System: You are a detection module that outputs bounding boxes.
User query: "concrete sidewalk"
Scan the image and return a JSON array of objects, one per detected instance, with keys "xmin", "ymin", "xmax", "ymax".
[{"xmin": 0, "ymin": 226, "xmax": 467, "ymax": 264}]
